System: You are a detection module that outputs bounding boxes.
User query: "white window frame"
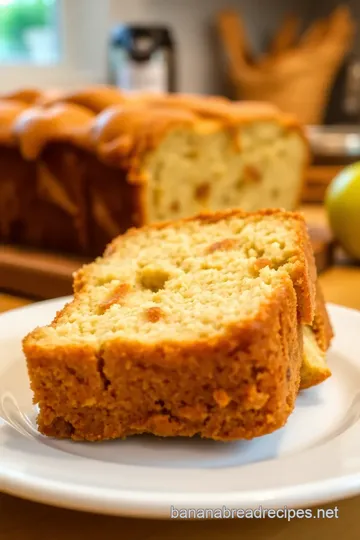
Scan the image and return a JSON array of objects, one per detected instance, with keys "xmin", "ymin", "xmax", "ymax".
[{"xmin": 0, "ymin": 0, "xmax": 111, "ymax": 92}]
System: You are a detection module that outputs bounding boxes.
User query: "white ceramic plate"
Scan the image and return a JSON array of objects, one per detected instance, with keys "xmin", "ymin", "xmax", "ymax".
[{"xmin": 1, "ymin": 298, "xmax": 360, "ymax": 518}]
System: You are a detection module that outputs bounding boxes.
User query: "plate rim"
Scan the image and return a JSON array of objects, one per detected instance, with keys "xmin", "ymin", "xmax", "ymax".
[
  {"xmin": 2, "ymin": 467, "xmax": 360, "ymax": 518},
  {"xmin": 1, "ymin": 299, "xmax": 360, "ymax": 517}
]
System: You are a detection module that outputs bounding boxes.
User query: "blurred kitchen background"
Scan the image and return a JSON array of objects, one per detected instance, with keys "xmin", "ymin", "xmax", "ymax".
[
  {"xmin": 0, "ymin": 0, "xmax": 358, "ymax": 99},
  {"xmin": 1, "ymin": 0, "xmax": 360, "ymax": 301},
  {"xmin": 0, "ymin": 0, "xmax": 359, "ymax": 199}
]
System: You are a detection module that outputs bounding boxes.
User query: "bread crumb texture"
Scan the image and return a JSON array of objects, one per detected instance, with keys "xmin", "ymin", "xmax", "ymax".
[
  {"xmin": 23, "ymin": 208, "xmax": 326, "ymax": 442},
  {"xmin": 145, "ymin": 121, "xmax": 307, "ymax": 223}
]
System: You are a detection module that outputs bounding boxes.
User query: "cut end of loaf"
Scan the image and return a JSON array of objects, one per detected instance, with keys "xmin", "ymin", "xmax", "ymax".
[
  {"xmin": 24, "ymin": 208, "xmax": 315, "ymax": 349},
  {"xmin": 145, "ymin": 120, "xmax": 307, "ymax": 223},
  {"xmin": 22, "ymin": 207, "xmax": 331, "ymax": 442}
]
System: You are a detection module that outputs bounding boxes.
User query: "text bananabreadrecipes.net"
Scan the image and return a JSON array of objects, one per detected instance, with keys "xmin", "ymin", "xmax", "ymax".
[{"xmin": 170, "ymin": 505, "xmax": 339, "ymax": 520}]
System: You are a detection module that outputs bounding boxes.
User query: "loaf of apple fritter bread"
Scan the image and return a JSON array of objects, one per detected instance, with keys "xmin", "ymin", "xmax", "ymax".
[
  {"xmin": 1, "ymin": 86, "xmax": 308, "ymax": 256},
  {"xmin": 23, "ymin": 208, "xmax": 332, "ymax": 442}
]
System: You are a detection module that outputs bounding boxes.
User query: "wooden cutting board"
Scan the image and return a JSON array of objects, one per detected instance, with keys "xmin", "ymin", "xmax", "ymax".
[
  {"xmin": 0, "ymin": 226, "xmax": 336, "ymax": 300},
  {"xmin": 0, "ymin": 246, "xmax": 89, "ymax": 300},
  {"xmin": 308, "ymin": 225, "xmax": 336, "ymax": 274},
  {"xmin": 303, "ymin": 165, "xmax": 344, "ymax": 203}
]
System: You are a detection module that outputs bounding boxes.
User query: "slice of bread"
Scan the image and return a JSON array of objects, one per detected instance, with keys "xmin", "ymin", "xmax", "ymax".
[
  {"xmin": 300, "ymin": 281, "xmax": 333, "ymax": 390},
  {"xmin": 92, "ymin": 100, "xmax": 309, "ymax": 227},
  {"xmin": 23, "ymin": 208, "xmax": 331, "ymax": 442}
]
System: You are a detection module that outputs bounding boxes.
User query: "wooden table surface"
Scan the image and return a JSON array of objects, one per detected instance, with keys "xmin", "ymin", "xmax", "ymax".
[{"xmin": 1, "ymin": 206, "xmax": 360, "ymax": 539}]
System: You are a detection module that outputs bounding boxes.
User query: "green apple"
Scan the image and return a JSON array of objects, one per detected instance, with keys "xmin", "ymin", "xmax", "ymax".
[{"xmin": 325, "ymin": 162, "xmax": 360, "ymax": 260}]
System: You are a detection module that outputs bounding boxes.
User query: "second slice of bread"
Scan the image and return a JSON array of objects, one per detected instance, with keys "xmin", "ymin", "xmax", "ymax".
[{"xmin": 23, "ymin": 208, "xmax": 329, "ymax": 442}]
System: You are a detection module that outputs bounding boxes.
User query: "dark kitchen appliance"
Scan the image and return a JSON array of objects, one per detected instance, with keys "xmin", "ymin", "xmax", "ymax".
[
  {"xmin": 324, "ymin": 55, "xmax": 360, "ymax": 125},
  {"xmin": 109, "ymin": 25, "xmax": 176, "ymax": 93},
  {"xmin": 307, "ymin": 125, "xmax": 360, "ymax": 165}
]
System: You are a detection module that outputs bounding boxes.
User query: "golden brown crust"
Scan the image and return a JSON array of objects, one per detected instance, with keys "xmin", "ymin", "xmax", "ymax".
[
  {"xmin": 24, "ymin": 274, "xmax": 302, "ymax": 441},
  {"xmin": 0, "ymin": 100, "xmax": 30, "ymax": 145},
  {"xmin": 88, "ymin": 96, "xmax": 307, "ymax": 183},
  {"xmin": 22, "ymin": 207, "xmax": 324, "ymax": 442},
  {"xmin": 313, "ymin": 280, "xmax": 334, "ymax": 351},
  {"xmin": 0, "ymin": 87, "xmax": 308, "ymax": 261},
  {"xmin": 0, "ymin": 88, "xmax": 44, "ymax": 105},
  {"xmin": 27, "ymin": 90, "xmax": 307, "ymax": 175},
  {"xmin": 126, "ymin": 91, "xmax": 231, "ymax": 108},
  {"xmin": 0, "ymin": 88, "xmax": 308, "ymax": 229},
  {"xmin": 126, "ymin": 91, "xmax": 294, "ymax": 124},
  {"xmin": 0, "ymin": 86, "xmax": 308, "ymax": 176},
  {"xmin": 14, "ymin": 103, "xmax": 95, "ymax": 160},
  {"xmin": 90, "ymin": 104, "xmax": 197, "ymax": 179},
  {"xmin": 40, "ymin": 85, "xmax": 126, "ymax": 113}
]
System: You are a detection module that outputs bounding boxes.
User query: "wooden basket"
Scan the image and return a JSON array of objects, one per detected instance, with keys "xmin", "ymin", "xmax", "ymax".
[{"xmin": 217, "ymin": 6, "xmax": 355, "ymax": 124}]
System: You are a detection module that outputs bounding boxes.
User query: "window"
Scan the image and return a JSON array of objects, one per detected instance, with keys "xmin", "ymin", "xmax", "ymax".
[
  {"xmin": 0, "ymin": 0, "xmax": 110, "ymax": 92},
  {"xmin": 0, "ymin": 0, "xmax": 60, "ymax": 65}
]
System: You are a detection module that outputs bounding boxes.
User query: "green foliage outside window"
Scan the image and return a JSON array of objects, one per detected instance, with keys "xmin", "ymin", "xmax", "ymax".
[{"xmin": 0, "ymin": 1, "xmax": 52, "ymax": 55}]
